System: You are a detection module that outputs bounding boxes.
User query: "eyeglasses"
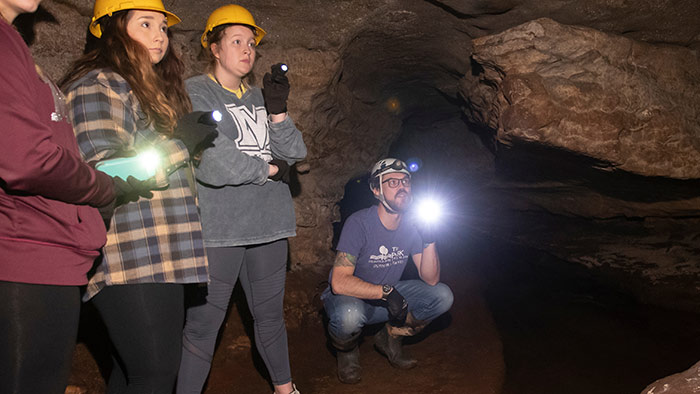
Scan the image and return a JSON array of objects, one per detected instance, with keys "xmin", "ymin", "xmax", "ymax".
[{"xmin": 382, "ymin": 177, "xmax": 411, "ymax": 188}]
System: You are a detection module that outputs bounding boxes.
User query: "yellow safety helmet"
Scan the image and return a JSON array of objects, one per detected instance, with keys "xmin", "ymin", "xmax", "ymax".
[
  {"xmin": 90, "ymin": 0, "xmax": 182, "ymax": 38},
  {"xmin": 201, "ymin": 4, "xmax": 266, "ymax": 48}
]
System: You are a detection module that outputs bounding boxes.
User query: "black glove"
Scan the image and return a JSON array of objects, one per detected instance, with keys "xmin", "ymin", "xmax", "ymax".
[
  {"xmin": 97, "ymin": 198, "xmax": 116, "ymax": 230},
  {"xmin": 172, "ymin": 111, "xmax": 219, "ymax": 156},
  {"xmin": 381, "ymin": 286, "xmax": 408, "ymax": 327},
  {"xmin": 262, "ymin": 63, "xmax": 290, "ymax": 115},
  {"xmin": 89, "ymin": 156, "xmax": 132, "ymax": 229},
  {"xmin": 95, "ymin": 176, "xmax": 155, "ymax": 230},
  {"xmin": 416, "ymin": 222, "xmax": 437, "ymax": 245},
  {"xmin": 268, "ymin": 158, "xmax": 290, "ymax": 183},
  {"xmin": 113, "ymin": 175, "xmax": 156, "ymax": 206}
]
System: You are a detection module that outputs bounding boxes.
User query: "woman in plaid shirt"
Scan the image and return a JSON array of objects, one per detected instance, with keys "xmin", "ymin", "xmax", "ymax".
[{"xmin": 60, "ymin": 1, "xmax": 217, "ymax": 392}]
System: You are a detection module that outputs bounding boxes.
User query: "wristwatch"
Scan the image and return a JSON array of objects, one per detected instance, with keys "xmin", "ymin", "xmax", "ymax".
[{"xmin": 381, "ymin": 284, "xmax": 393, "ymax": 301}]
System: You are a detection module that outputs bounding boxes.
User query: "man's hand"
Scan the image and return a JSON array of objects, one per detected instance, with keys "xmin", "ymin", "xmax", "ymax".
[
  {"xmin": 381, "ymin": 286, "xmax": 408, "ymax": 327},
  {"xmin": 416, "ymin": 222, "xmax": 437, "ymax": 245}
]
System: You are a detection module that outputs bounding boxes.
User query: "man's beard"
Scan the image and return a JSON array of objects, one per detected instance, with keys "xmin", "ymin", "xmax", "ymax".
[{"xmin": 385, "ymin": 189, "xmax": 412, "ymax": 213}]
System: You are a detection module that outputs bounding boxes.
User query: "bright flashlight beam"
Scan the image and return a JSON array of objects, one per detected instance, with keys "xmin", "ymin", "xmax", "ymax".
[
  {"xmin": 137, "ymin": 150, "xmax": 161, "ymax": 175},
  {"xmin": 416, "ymin": 198, "xmax": 443, "ymax": 224}
]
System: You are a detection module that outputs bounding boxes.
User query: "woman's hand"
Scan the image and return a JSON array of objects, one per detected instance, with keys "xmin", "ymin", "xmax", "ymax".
[
  {"xmin": 262, "ymin": 63, "xmax": 290, "ymax": 115},
  {"xmin": 172, "ymin": 111, "xmax": 219, "ymax": 156},
  {"xmin": 268, "ymin": 158, "xmax": 290, "ymax": 183}
]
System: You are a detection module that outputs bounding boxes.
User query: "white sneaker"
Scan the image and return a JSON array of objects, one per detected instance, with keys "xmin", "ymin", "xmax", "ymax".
[{"xmin": 274, "ymin": 384, "xmax": 300, "ymax": 394}]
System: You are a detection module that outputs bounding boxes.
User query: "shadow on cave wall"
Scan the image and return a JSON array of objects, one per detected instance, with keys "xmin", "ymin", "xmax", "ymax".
[
  {"xmin": 496, "ymin": 140, "xmax": 700, "ymax": 204},
  {"xmin": 331, "ymin": 174, "xmax": 375, "ymax": 250}
]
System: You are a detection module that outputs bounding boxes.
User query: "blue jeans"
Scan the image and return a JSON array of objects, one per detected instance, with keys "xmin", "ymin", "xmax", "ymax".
[{"xmin": 322, "ymin": 280, "xmax": 454, "ymax": 340}]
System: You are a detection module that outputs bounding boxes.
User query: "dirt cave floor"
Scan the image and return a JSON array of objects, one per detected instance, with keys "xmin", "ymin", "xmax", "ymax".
[
  {"xmin": 67, "ymin": 254, "xmax": 503, "ymax": 393},
  {"xmin": 67, "ymin": 231, "xmax": 700, "ymax": 394}
]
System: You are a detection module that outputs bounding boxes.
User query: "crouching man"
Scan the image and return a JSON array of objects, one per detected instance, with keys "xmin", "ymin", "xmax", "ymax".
[{"xmin": 321, "ymin": 158, "xmax": 454, "ymax": 384}]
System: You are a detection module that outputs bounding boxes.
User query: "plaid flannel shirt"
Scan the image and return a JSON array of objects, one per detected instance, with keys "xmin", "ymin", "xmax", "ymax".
[{"xmin": 65, "ymin": 69, "xmax": 208, "ymax": 300}]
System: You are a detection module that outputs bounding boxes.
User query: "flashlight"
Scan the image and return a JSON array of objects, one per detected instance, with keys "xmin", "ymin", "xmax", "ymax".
[
  {"xmin": 198, "ymin": 110, "xmax": 222, "ymax": 125},
  {"xmin": 414, "ymin": 197, "xmax": 443, "ymax": 225},
  {"xmin": 136, "ymin": 150, "xmax": 161, "ymax": 176},
  {"xmin": 95, "ymin": 149, "xmax": 163, "ymax": 181},
  {"xmin": 272, "ymin": 63, "xmax": 288, "ymax": 75},
  {"xmin": 271, "ymin": 63, "xmax": 288, "ymax": 82}
]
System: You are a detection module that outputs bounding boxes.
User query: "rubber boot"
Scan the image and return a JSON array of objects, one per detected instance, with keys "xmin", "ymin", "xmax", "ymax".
[
  {"xmin": 329, "ymin": 332, "xmax": 362, "ymax": 384},
  {"xmin": 374, "ymin": 323, "xmax": 418, "ymax": 369}
]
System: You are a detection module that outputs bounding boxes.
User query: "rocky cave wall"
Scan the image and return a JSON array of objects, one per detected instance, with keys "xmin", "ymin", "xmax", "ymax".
[{"xmin": 26, "ymin": 0, "xmax": 700, "ymax": 309}]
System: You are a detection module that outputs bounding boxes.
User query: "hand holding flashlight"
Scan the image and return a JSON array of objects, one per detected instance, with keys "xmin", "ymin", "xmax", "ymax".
[
  {"xmin": 96, "ymin": 175, "xmax": 157, "ymax": 229},
  {"xmin": 271, "ymin": 63, "xmax": 288, "ymax": 79},
  {"xmin": 113, "ymin": 175, "xmax": 157, "ymax": 206},
  {"xmin": 173, "ymin": 111, "xmax": 220, "ymax": 156},
  {"xmin": 263, "ymin": 63, "xmax": 290, "ymax": 114},
  {"xmin": 416, "ymin": 222, "xmax": 437, "ymax": 245},
  {"xmin": 198, "ymin": 110, "xmax": 222, "ymax": 126},
  {"xmin": 414, "ymin": 197, "xmax": 443, "ymax": 245}
]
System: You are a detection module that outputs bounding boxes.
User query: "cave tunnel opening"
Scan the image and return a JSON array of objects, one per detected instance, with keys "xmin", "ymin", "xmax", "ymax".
[{"xmin": 331, "ymin": 22, "xmax": 700, "ymax": 393}]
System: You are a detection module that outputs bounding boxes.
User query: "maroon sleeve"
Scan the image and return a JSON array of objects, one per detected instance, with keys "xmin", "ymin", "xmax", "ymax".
[{"xmin": 0, "ymin": 24, "xmax": 114, "ymax": 207}]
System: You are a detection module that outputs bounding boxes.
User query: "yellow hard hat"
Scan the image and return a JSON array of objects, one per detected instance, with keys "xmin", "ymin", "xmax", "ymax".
[
  {"xmin": 90, "ymin": 0, "xmax": 181, "ymax": 38},
  {"xmin": 201, "ymin": 4, "xmax": 266, "ymax": 48}
]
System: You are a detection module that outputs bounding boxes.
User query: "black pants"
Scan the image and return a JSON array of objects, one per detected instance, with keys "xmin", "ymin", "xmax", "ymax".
[
  {"xmin": 92, "ymin": 283, "xmax": 184, "ymax": 394},
  {"xmin": 0, "ymin": 280, "xmax": 80, "ymax": 394},
  {"xmin": 178, "ymin": 240, "xmax": 291, "ymax": 392}
]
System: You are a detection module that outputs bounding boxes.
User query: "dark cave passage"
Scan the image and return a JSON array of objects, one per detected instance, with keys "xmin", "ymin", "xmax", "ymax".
[{"xmin": 458, "ymin": 230, "xmax": 700, "ymax": 394}]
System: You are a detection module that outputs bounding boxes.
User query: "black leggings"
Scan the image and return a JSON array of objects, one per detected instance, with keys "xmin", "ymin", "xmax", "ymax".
[
  {"xmin": 91, "ymin": 283, "xmax": 184, "ymax": 394},
  {"xmin": 0, "ymin": 280, "xmax": 81, "ymax": 394}
]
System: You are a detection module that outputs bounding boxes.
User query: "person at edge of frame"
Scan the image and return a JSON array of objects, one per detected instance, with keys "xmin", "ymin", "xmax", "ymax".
[{"xmin": 0, "ymin": 1, "xmax": 122, "ymax": 393}]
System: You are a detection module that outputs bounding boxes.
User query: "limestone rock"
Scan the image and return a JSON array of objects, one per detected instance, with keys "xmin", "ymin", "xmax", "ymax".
[
  {"xmin": 463, "ymin": 17, "xmax": 700, "ymax": 179},
  {"xmin": 642, "ymin": 360, "xmax": 700, "ymax": 394}
]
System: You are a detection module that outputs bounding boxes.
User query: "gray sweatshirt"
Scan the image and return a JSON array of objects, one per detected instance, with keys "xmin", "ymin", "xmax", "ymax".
[{"xmin": 186, "ymin": 74, "xmax": 307, "ymax": 247}]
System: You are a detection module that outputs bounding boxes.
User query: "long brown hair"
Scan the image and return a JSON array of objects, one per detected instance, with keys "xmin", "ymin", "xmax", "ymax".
[{"xmin": 60, "ymin": 10, "xmax": 190, "ymax": 134}]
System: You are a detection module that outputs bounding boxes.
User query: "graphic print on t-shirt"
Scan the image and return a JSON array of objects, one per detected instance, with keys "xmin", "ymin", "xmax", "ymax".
[
  {"xmin": 369, "ymin": 245, "xmax": 408, "ymax": 269},
  {"xmin": 224, "ymin": 103, "xmax": 272, "ymax": 160}
]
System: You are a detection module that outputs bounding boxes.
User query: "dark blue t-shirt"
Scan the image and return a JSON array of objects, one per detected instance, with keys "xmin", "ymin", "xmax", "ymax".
[{"xmin": 334, "ymin": 206, "xmax": 423, "ymax": 286}]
